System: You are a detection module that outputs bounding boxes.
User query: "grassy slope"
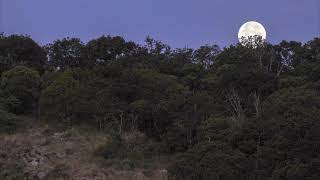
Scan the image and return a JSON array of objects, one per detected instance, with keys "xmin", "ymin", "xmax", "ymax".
[{"xmin": 0, "ymin": 121, "xmax": 169, "ymax": 180}]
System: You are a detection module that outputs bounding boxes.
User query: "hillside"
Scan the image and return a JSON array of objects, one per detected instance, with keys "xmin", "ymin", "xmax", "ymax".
[
  {"xmin": 0, "ymin": 122, "xmax": 168, "ymax": 180},
  {"xmin": 0, "ymin": 34, "xmax": 320, "ymax": 179}
]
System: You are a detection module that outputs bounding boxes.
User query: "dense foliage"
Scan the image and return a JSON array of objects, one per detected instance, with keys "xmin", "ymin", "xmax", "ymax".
[{"xmin": 0, "ymin": 34, "xmax": 319, "ymax": 179}]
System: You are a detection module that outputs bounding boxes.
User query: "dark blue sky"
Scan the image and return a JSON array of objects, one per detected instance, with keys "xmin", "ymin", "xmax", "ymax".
[{"xmin": 1, "ymin": 0, "xmax": 319, "ymax": 48}]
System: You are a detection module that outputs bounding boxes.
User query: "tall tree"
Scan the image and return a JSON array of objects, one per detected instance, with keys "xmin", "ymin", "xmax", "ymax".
[
  {"xmin": 45, "ymin": 38, "xmax": 84, "ymax": 70},
  {"xmin": 0, "ymin": 34, "xmax": 46, "ymax": 73},
  {"xmin": 85, "ymin": 35, "xmax": 138, "ymax": 67},
  {"xmin": 193, "ymin": 44, "xmax": 220, "ymax": 68}
]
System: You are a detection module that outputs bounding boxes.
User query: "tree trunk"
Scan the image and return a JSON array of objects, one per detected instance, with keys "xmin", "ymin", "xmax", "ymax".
[
  {"xmin": 119, "ymin": 111, "xmax": 123, "ymax": 135},
  {"xmin": 253, "ymin": 91, "xmax": 261, "ymax": 118},
  {"xmin": 255, "ymin": 134, "xmax": 261, "ymax": 170},
  {"xmin": 226, "ymin": 88, "xmax": 245, "ymax": 127}
]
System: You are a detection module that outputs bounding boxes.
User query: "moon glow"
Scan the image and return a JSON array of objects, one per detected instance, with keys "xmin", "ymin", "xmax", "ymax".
[{"xmin": 238, "ymin": 21, "xmax": 267, "ymax": 45}]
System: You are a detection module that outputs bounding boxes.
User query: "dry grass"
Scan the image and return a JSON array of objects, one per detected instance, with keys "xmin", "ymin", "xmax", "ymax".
[{"xmin": 0, "ymin": 124, "xmax": 168, "ymax": 180}]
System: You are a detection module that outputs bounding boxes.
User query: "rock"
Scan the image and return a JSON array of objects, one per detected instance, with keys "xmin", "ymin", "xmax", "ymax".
[{"xmin": 30, "ymin": 159, "xmax": 39, "ymax": 166}]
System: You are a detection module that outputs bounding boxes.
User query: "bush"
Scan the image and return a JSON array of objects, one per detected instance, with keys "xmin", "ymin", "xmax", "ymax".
[
  {"xmin": 169, "ymin": 142, "xmax": 253, "ymax": 180},
  {"xmin": 1, "ymin": 66, "xmax": 40, "ymax": 114},
  {"xmin": 96, "ymin": 133, "xmax": 166, "ymax": 170},
  {"xmin": 0, "ymin": 110, "xmax": 19, "ymax": 134},
  {"xmin": 39, "ymin": 69, "xmax": 80, "ymax": 122}
]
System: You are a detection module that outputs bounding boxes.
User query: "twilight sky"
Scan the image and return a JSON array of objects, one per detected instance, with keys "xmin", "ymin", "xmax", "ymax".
[{"xmin": 1, "ymin": 0, "xmax": 319, "ymax": 48}]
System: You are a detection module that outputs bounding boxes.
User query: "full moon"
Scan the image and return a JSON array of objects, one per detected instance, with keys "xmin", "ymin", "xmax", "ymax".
[{"xmin": 238, "ymin": 21, "xmax": 267, "ymax": 45}]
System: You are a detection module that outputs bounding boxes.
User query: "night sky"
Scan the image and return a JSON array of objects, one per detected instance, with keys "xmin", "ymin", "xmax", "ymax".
[{"xmin": 1, "ymin": 0, "xmax": 319, "ymax": 48}]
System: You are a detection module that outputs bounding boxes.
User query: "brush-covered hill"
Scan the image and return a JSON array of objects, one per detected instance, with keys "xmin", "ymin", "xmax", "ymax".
[{"xmin": 0, "ymin": 34, "xmax": 320, "ymax": 179}]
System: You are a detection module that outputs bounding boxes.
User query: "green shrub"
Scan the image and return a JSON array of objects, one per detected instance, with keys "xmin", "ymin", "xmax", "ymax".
[
  {"xmin": 1, "ymin": 66, "xmax": 40, "ymax": 114},
  {"xmin": 96, "ymin": 133, "xmax": 166, "ymax": 170},
  {"xmin": 0, "ymin": 110, "xmax": 19, "ymax": 134},
  {"xmin": 168, "ymin": 142, "xmax": 252, "ymax": 180}
]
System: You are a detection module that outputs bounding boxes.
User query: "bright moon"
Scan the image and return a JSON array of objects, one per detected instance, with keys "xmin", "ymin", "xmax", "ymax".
[{"xmin": 238, "ymin": 21, "xmax": 267, "ymax": 45}]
